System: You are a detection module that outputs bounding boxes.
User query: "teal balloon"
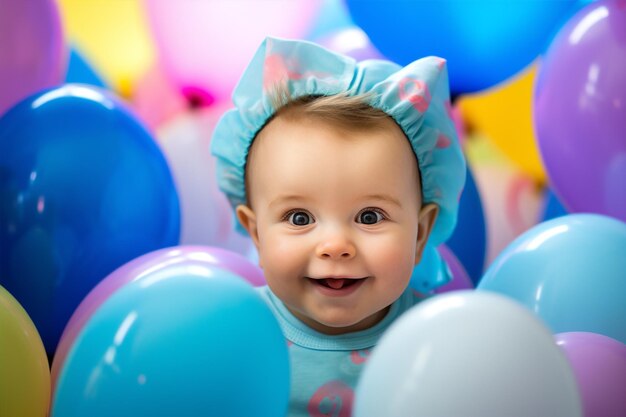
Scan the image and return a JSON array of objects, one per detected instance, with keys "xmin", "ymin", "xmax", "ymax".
[
  {"xmin": 52, "ymin": 268, "xmax": 289, "ymax": 417},
  {"xmin": 478, "ymin": 214, "xmax": 626, "ymax": 344}
]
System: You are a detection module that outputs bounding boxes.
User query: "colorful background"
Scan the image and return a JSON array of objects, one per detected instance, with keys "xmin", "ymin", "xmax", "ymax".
[{"xmin": 1, "ymin": 1, "xmax": 625, "ymax": 416}]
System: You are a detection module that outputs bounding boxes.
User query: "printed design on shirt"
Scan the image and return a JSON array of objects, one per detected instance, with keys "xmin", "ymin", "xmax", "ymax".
[
  {"xmin": 350, "ymin": 349, "xmax": 371, "ymax": 365},
  {"xmin": 307, "ymin": 380, "xmax": 354, "ymax": 417}
]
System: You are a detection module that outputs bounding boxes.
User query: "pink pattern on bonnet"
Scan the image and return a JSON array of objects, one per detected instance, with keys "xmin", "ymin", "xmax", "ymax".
[{"xmin": 398, "ymin": 77, "xmax": 431, "ymax": 113}]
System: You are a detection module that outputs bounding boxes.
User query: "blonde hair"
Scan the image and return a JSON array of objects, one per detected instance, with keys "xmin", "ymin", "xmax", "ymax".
[
  {"xmin": 265, "ymin": 83, "xmax": 392, "ymax": 132},
  {"xmin": 243, "ymin": 85, "xmax": 422, "ymax": 205}
]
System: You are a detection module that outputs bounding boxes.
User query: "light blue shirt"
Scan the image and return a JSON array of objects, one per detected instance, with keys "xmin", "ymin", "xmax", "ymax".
[{"xmin": 257, "ymin": 286, "xmax": 426, "ymax": 417}]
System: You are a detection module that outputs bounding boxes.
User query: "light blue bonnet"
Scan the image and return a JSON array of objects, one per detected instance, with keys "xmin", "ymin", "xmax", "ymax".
[{"xmin": 211, "ymin": 37, "xmax": 466, "ymax": 292}]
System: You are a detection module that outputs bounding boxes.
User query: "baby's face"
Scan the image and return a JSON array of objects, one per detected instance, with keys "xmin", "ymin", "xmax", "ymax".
[{"xmin": 237, "ymin": 116, "xmax": 437, "ymax": 334}]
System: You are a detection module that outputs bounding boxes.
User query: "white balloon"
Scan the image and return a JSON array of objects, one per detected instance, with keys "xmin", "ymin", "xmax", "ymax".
[
  {"xmin": 154, "ymin": 108, "xmax": 256, "ymax": 259},
  {"xmin": 354, "ymin": 291, "xmax": 582, "ymax": 417}
]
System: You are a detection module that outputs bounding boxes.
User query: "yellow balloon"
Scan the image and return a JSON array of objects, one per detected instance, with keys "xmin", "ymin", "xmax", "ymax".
[
  {"xmin": 0, "ymin": 285, "xmax": 50, "ymax": 417},
  {"xmin": 458, "ymin": 63, "xmax": 546, "ymax": 183},
  {"xmin": 57, "ymin": 0, "xmax": 156, "ymax": 96}
]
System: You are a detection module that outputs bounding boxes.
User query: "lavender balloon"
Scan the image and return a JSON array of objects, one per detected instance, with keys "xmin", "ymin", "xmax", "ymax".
[
  {"xmin": 316, "ymin": 26, "xmax": 384, "ymax": 61},
  {"xmin": 534, "ymin": 1, "xmax": 626, "ymax": 221},
  {"xmin": 556, "ymin": 332, "xmax": 626, "ymax": 417},
  {"xmin": 51, "ymin": 245, "xmax": 264, "ymax": 392},
  {"xmin": 0, "ymin": 0, "xmax": 66, "ymax": 115}
]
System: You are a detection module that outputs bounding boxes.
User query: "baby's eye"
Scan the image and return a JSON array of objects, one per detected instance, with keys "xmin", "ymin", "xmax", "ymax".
[
  {"xmin": 356, "ymin": 209, "xmax": 385, "ymax": 225},
  {"xmin": 286, "ymin": 210, "xmax": 314, "ymax": 226}
]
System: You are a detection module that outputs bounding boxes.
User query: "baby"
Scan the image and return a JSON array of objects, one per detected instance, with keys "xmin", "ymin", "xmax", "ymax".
[{"xmin": 211, "ymin": 37, "xmax": 465, "ymax": 416}]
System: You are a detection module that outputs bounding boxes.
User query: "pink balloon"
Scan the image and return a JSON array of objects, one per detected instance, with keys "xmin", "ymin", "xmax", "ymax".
[
  {"xmin": 434, "ymin": 244, "xmax": 474, "ymax": 294},
  {"xmin": 556, "ymin": 332, "xmax": 626, "ymax": 417},
  {"xmin": 132, "ymin": 63, "xmax": 189, "ymax": 130},
  {"xmin": 0, "ymin": 0, "xmax": 66, "ymax": 115},
  {"xmin": 51, "ymin": 245, "xmax": 264, "ymax": 392},
  {"xmin": 145, "ymin": 0, "xmax": 323, "ymax": 102},
  {"xmin": 470, "ymin": 160, "xmax": 543, "ymax": 265}
]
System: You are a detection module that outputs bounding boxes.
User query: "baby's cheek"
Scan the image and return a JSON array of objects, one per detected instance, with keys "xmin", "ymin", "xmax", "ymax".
[
  {"xmin": 262, "ymin": 237, "xmax": 307, "ymax": 277},
  {"xmin": 369, "ymin": 237, "xmax": 416, "ymax": 274}
]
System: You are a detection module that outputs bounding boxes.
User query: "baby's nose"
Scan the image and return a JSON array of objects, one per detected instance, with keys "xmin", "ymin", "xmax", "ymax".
[{"xmin": 315, "ymin": 231, "xmax": 356, "ymax": 260}]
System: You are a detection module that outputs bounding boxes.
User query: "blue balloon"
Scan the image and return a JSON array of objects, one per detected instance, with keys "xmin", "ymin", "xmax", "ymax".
[
  {"xmin": 0, "ymin": 84, "xmax": 180, "ymax": 355},
  {"xmin": 65, "ymin": 48, "xmax": 106, "ymax": 88},
  {"xmin": 541, "ymin": 187, "xmax": 569, "ymax": 222},
  {"xmin": 345, "ymin": 0, "xmax": 577, "ymax": 93},
  {"xmin": 52, "ymin": 267, "xmax": 289, "ymax": 417},
  {"xmin": 306, "ymin": 0, "xmax": 354, "ymax": 40},
  {"xmin": 478, "ymin": 214, "xmax": 626, "ymax": 344},
  {"xmin": 446, "ymin": 166, "xmax": 486, "ymax": 285}
]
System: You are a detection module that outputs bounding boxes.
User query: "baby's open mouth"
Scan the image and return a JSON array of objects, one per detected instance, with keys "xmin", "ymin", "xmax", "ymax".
[{"xmin": 309, "ymin": 277, "xmax": 367, "ymax": 290}]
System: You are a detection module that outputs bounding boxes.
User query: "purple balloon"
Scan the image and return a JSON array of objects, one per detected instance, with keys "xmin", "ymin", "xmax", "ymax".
[
  {"xmin": 433, "ymin": 244, "xmax": 474, "ymax": 294},
  {"xmin": 51, "ymin": 245, "xmax": 264, "ymax": 392},
  {"xmin": 0, "ymin": 0, "xmax": 66, "ymax": 115},
  {"xmin": 195, "ymin": 246, "xmax": 265, "ymax": 287},
  {"xmin": 534, "ymin": 0, "xmax": 626, "ymax": 221},
  {"xmin": 556, "ymin": 332, "xmax": 626, "ymax": 417}
]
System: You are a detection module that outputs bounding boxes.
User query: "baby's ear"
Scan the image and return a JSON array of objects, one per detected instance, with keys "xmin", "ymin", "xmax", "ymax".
[
  {"xmin": 414, "ymin": 203, "xmax": 439, "ymax": 265},
  {"xmin": 236, "ymin": 205, "xmax": 260, "ymax": 249}
]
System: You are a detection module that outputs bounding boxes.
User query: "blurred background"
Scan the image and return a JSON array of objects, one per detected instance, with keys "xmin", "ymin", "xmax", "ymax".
[{"xmin": 1, "ymin": 1, "xmax": 625, "ymax": 416}]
